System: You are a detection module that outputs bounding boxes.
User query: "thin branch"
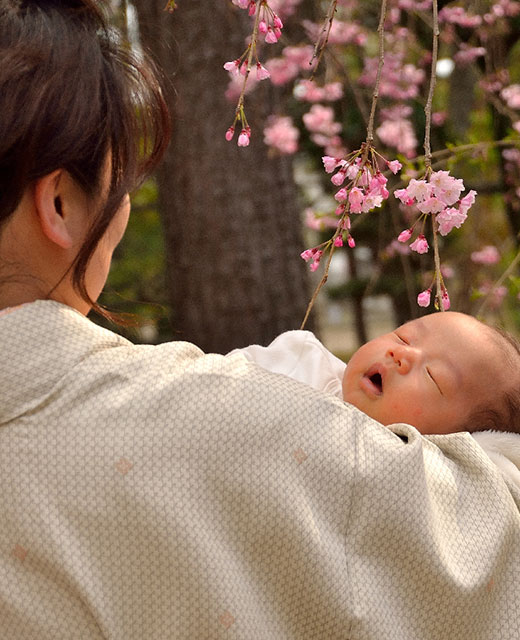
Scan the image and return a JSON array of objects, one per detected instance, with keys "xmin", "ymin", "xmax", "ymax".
[
  {"xmin": 300, "ymin": 243, "xmax": 337, "ymax": 330},
  {"xmin": 301, "ymin": 0, "xmax": 389, "ymax": 328},
  {"xmin": 423, "ymin": 0, "xmax": 439, "ymax": 173},
  {"xmin": 477, "ymin": 246, "xmax": 520, "ymax": 316},
  {"xmin": 235, "ymin": 2, "xmax": 263, "ymax": 116},
  {"xmin": 327, "ymin": 47, "xmax": 370, "ymax": 128},
  {"xmin": 429, "ymin": 138, "xmax": 520, "ymax": 161},
  {"xmin": 366, "ymin": 0, "xmax": 388, "ymax": 144},
  {"xmin": 310, "ymin": 0, "xmax": 338, "ymax": 79},
  {"xmin": 431, "ymin": 215, "xmax": 443, "ymax": 310}
]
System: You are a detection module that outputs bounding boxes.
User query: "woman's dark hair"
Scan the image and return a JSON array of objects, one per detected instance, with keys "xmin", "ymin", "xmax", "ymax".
[{"xmin": 0, "ymin": 0, "xmax": 170, "ymax": 316}]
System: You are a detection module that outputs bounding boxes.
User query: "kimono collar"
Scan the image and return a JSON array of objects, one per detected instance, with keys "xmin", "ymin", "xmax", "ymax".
[{"xmin": 0, "ymin": 300, "xmax": 129, "ymax": 425}]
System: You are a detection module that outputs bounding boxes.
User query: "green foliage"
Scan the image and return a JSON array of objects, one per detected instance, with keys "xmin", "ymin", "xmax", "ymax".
[{"xmin": 96, "ymin": 179, "xmax": 171, "ymax": 341}]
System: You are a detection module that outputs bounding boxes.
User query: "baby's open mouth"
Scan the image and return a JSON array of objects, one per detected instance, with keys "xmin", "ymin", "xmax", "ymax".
[
  {"xmin": 361, "ymin": 365, "xmax": 384, "ymax": 396},
  {"xmin": 369, "ymin": 372, "xmax": 383, "ymax": 393}
]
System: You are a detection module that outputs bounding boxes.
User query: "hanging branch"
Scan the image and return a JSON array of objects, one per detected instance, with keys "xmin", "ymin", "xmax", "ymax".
[
  {"xmin": 300, "ymin": 0, "xmax": 389, "ymax": 329},
  {"xmin": 366, "ymin": 0, "xmax": 388, "ymax": 146},
  {"xmin": 423, "ymin": 0, "xmax": 443, "ymax": 310},
  {"xmin": 310, "ymin": 0, "xmax": 338, "ymax": 79},
  {"xmin": 477, "ymin": 246, "xmax": 520, "ymax": 316},
  {"xmin": 423, "ymin": 0, "xmax": 439, "ymax": 173},
  {"xmin": 235, "ymin": 4, "xmax": 264, "ymax": 121}
]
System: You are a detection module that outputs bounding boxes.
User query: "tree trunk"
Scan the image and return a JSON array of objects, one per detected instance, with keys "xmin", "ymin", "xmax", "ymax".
[{"xmin": 133, "ymin": 0, "xmax": 314, "ymax": 353}]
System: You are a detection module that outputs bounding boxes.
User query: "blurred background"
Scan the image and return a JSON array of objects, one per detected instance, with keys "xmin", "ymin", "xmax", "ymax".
[{"xmin": 97, "ymin": 0, "xmax": 520, "ymax": 360}]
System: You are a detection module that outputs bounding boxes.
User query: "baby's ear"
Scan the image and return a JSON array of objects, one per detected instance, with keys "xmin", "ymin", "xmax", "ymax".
[{"xmin": 33, "ymin": 170, "xmax": 75, "ymax": 249}]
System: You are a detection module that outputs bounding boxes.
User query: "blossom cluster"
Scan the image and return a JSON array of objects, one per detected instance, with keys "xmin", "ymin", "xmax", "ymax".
[
  {"xmin": 394, "ymin": 171, "xmax": 477, "ymax": 309},
  {"xmin": 263, "ymin": 115, "xmax": 299, "ymax": 154},
  {"xmin": 300, "ymin": 149, "xmax": 402, "ymax": 272},
  {"xmin": 395, "ymin": 171, "xmax": 476, "ymax": 249},
  {"xmin": 224, "ymin": 0, "xmax": 285, "ymax": 147},
  {"xmin": 266, "ymin": 45, "xmax": 316, "ymax": 86}
]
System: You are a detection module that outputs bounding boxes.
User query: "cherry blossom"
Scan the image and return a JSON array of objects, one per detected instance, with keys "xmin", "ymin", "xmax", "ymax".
[
  {"xmin": 397, "ymin": 229, "xmax": 412, "ymax": 242},
  {"xmin": 436, "ymin": 207, "xmax": 467, "ymax": 236},
  {"xmin": 471, "ymin": 246, "xmax": 500, "ymax": 265},
  {"xmin": 417, "ymin": 289, "xmax": 431, "ymax": 307},
  {"xmin": 301, "ymin": 144, "xmax": 403, "ymax": 272},
  {"xmin": 410, "ymin": 234, "xmax": 429, "ymax": 254},
  {"xmin": 263, "ymin": 115, "xmax": 299, "ymax": 154}
]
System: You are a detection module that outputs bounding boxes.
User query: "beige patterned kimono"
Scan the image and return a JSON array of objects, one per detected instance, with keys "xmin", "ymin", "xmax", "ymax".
[{"xmin": 0, "ymin": 301, "xmax": 519, "ymax": 639}]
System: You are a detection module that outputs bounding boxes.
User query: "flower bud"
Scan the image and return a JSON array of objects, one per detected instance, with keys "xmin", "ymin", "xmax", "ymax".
[
  {"xmin": 417, "ymin": 289, "xmax": 431, "ymax": 307},
  {"xmin": 397, "ymin": 228, "xmax": 412, "ymax": 243}
]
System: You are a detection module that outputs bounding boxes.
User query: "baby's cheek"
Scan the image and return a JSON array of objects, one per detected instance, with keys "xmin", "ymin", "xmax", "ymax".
[{"xmin": 389, "ymin": 401, "xmax": 424, "ymax": 420}]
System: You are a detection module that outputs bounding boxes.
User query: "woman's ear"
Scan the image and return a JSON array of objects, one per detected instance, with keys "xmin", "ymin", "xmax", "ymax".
[{"xmin": 33, "ymin": 170, "xmax": 75, "ymax": 250}]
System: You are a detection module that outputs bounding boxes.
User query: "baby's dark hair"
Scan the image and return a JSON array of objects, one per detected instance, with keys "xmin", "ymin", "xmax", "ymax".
[{"xmin": 460, "ymin": 325, "xmax": 520, "ymax": 435}]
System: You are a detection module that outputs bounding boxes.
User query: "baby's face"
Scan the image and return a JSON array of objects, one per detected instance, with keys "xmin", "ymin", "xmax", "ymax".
[{"xmin": 342, "ymin": 311, "xmax": 510, "ymax": 434}]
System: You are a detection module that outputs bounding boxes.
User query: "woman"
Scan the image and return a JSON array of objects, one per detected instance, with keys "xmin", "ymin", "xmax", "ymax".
[{"xmin": 1, "ymin": 2, "xmax": 519, "ymax": 639}]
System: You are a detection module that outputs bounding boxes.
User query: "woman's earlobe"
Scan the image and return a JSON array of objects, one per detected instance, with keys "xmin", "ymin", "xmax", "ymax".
[{"xmin": 34, "ymin": 171, "xmax": 74, "ymax": 249}]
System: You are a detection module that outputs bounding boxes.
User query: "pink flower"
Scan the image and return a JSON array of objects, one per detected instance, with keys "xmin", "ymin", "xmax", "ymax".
[
  {"xmin": 223, "ymin": 59, "xmax": 240, "ymax": 75},
  {"xmin": 459, "ymin": 189, "xmax": 477, "ymax": 214},
  {"xmin": 432, "ymin": 111, "xmax": 447, "ymax": 126},
  {"xmin": 259, "ymin": 20, "xmax": 268, "ymax": 34},
  {"xmin": 436, "ymin": 207, "xmax": 467, "ymax": 236},
  {"xmin": 303, "ymin": 105, "xmax": 342, "ymax": 136},
  {"xmin": 376, "ymin": 118, "xmax": 417, "ymax": 157},
  {"xmin": 334, "ymin": 188, "xmax": 348, "ymax": 202},
  {"xmin": 471, "ymin": 245, "xmax": 500, "ymax": 265},
  {"xmin": 416, "ymin": 196, "xmax": 446, "ymax": 214},
  {"xmin": 334, "ymin": 236, "xmax": 343, "ymax": 247},
  {"xmin": 334, "ymin": 204, "xmax": 345, "ymax": 216},
  {"xmin": 480, "ymin": 283, "xmax": 507, "ymax": 310},
  {"xmin": 308, "ymin": 249, "xmax": 323, "ymax": 271},
  {"xmin": 225, "ymin": 126, "xmax": 235, "ymax": 141},
  {"xmin": 347, "ymin": 236, "xmax": 356, "ymax": 248},
  {"xmin": 501, "ymin": 84, "xmax": 520, "ymax": 109},
  {"xmin": 265, "ymin": 27, "xmax": 279, "ymax": 44},
  {"xmin": 300, "ymin": 248, "xmax": 315, "ymax": 261},
  {"xmin": 407, "ymin": 178, "xmax": 432, "ymax": 202},
  {"xmin": 410, "ymin": 234, "xmax": 429, "ymax": 254},
  {"xmin": 238, "ymin": 129, "xmax": 250, "ymax": 147},
  {"xmin": 256, "ymin": 63, "xmax": 270, "ymax": 81},
  {"xmin": 398, "ymin": 228, "xmax": 412, "ymax": 242},
  {"xmin": 348, "ymin": 187, "xmax": 364, "ymax": 213},
  {"xmin": 273, "ymin": 15, "xmax": 283, "ymax": 28},
  {"xmin": 263, "ymin": 115, "xmax": 299, "ymax": 154},
  {"xmin": 394, "ymin": 188, "xmax": 414, "ymax": 206},
  {"xmin": 417, "ymin": 289, "xmax": 431, "ymax": 307},
  {"xmin": 430, "ymin": 171, "xmax": 464, "ymax": 205},
  {"xmin": 441, "ymin": 289, "xmax": 451, "ymax": 310},
  {"xmin": 387, "ymin": 160, "xmax": 402, "ymax": 174},
  {"xmin": 304, "ymin": 209, "xmax": 338, "ymax": 231},
  {"xmin": 362, "ymin": 193, "xmax": 383, "ymax": 212},
  {"xmin": 322, "ymin": 155, "xmax": 341, "ymax": 173},
  {"xmin": 331, "ymin": 170, "xmax": 346, "ymax": 186}
]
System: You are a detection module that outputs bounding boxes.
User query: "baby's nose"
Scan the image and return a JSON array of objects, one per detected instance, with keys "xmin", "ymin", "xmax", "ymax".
[{"xmin": 386, "ymin": 345, "xmax": 414, "ymax": 374}]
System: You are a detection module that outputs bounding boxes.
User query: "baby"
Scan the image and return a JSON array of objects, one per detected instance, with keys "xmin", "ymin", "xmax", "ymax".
[
  {"xmin": 232, "ymin": 311, "xmax": 520, "ymax": 485},
  {"xmin": 232, "ymin": 311, "xmax": 520, "ymax": 437}
]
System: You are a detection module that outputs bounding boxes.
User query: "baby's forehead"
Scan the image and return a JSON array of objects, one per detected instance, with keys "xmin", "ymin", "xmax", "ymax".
[{"xmin": 400, "ymin": 313, "xmax": 505, "ymax": 362}]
